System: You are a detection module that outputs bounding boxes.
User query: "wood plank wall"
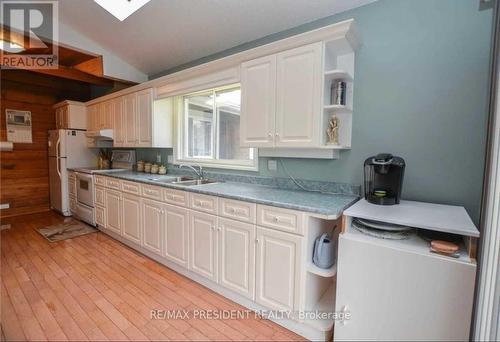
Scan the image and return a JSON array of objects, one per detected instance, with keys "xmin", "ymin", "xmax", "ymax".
[{"xmin": 0, "ymin": 70, "xmax": 91, "ymax": 219}]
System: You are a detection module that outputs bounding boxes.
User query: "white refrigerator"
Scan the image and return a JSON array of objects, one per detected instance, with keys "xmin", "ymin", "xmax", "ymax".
[{"xmin": 48, "ymin": 129, "xmax": 97, "ymax": 216}]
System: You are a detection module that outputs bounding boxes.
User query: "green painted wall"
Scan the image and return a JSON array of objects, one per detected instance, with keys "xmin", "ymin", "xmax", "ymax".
[{"xmin": 148, "ymin": 0, "xmax": 493, "ymax": 224}]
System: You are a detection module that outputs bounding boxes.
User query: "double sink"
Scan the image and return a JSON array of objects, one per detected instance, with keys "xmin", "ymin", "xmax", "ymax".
[{"xmin": 147, "ymin": 175, "xmax": 220, "ymax": 187}]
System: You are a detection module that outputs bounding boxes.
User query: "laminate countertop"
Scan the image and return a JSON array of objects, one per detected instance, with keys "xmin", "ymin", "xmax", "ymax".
[{"xmin": 90, "ymin": 170, "xmax": 359, "ymax": 219}]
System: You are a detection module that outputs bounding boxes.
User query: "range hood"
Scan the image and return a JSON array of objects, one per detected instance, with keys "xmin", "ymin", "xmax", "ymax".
[{"xmin": 85, "ymin": 129, "xmax": 113, "ymax": 140}]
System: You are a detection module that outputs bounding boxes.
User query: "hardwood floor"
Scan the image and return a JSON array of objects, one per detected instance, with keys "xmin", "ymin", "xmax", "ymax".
[{"xmin": 0, "ymin": 211, "xmax": 304, "ymax": 341}]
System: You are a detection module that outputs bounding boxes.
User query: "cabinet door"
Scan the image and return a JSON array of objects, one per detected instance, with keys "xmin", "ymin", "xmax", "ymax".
[
  {"xmin": 101, "ymin": 100, "xmax": 113, "ymax": 129},
  {"xmin": 240, "ymin": 55, "xmax": 276, "ymax": 147},
  {"xmin": 141, "ymin": 199, "xmax": 163, "ymax": 256},
  {"xmin": 105, "ymin": 189, "xmax": 122, "ymax": 235},
  {"xmin": 136, "ymin": 89, "xmax": 152, "ymax": 147},
  {"xmin": 163, "ymin": 204, "xmax": 189, "ymax": 267},
  {"xmin": 113, "ymin": 96, "xmax": 124, "ymax": 147},
  {"xmin": 122, "ymin": 194, "xmax": 141, "ymax": 245},
  {"xmin": 124, "ymin": 93, "xmax": 137, "ymax": 146},
  {"xmin": 189, "ymin": 211, "xmax": 218, "ymax": 282},
  {"xmin": 334, "ymin": 234, "xmax": 476, "ymax": 341},
  {"xmin": 255, "ymin": 226, "xmax": 301, "ymax": 312},
  {"xmin": 219, "ymin": 218, "xmax": 255, "ymax": 299},
  {"xmin": 275, "ymin": 42, "xmax": 322, "ymax": 147},
  {"xmin": 55, "ymin": 108, "xmax": 62, "ymax": 129},
  {"xmin": 87, "ymin": 104, "xmax": 97, "ymax": 131}
]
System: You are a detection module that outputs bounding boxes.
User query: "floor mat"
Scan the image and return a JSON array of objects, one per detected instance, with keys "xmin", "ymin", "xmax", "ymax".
[{"xmin": 37, "ymin": 218, "xmax": 98, "ymax": 242}]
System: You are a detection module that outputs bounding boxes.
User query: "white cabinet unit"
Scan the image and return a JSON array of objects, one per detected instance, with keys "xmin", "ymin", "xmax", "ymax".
[
  {"xmin": 240, "ymin": 55, "xmax": 276, "ymax": 147},
  {"xmin": 141, "ymin": 198, "xmax": 163, "ymax": 256},
  {"xmin": 335, "ymin": 233, "xmax": 476, "ymax": 341},
  {"xmin": 163, "ymin": 204, "xmax": 189, "ymax": 267},
  {"xmin": 255, "ymin": 226, "xmax": 301, "ymax": 312},
  {"xmin": 136, "ymin": 88, "xmax": 153, "ymax": 147},
  {"xmin": 240, "ymin": 42, "xmax": 322, "ymax": 149},
  {"xmin": 275, "ymin": 43, "xmax": 322, "ymax": 147},
  {"xmin": 121, "ymin": 194, "xmax": 141, "ymax": 245},
  {"xmin": 124, "ymin": 93, "xmax": 137, "ymax": 146},
  {"xmin": 105, "ymin": 189, "xmax": 122, "ymax": 235},
  {"xmin": 189, "ymin": 211, "xmax": 218, "ymax": 282},
  {"xmin": 113, "ymin": 96, "xmax": 125, "ymax": 147},
  {"xmin": 54, "ymin": 101, "xmax": 87, "ymax": 130},
  {"xmin": 219, "ymin": 218, "xmax": 255, "ymax": 299}
]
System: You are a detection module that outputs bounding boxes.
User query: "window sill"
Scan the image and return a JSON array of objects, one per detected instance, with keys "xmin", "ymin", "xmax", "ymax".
[{"xmin": 173, "ymin": 159, "xmax": 259, "ymax": 172}]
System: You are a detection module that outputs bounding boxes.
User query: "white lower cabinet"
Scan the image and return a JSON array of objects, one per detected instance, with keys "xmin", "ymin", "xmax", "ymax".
[
  {"xmin": 218, "ymin": 218, "xmax": 255, "ymax": 299},
  {"xmin": 189, "ymin": 211, "xmax": 218, "ymax": 282},
  {"xmin": 163, "ymin": 204, "xmax": 189, "ymax": 267},
  {"xmin": 255, "ymin": 226, "xmax": 301, "ymax": 312},
  {"xmin": 95, "ymin": 206, "xmax": 106, "ymax": 227},
  {"xmin": 105, "ymin": 189, "xmax": 122, "ymax": 235},
  {"xmin": 141, "ymin": 198, "xmax": 163, "ymax": 256},
  {"xmin": 122, "ymin": 194, "xmax": 141, "ymax": 245}
]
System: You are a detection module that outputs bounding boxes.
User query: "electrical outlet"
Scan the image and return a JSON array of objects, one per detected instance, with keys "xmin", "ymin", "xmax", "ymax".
[
  {"xmin": 167, "ymin": 155, "xmax": 173, "ymax": 163},
  {"xmin": 0, "ymin": 203, "xmax": 10, "ymax": 210},
  {"xmin": 156, "ymin": 153, "xmax": 162, "ymax": 163},
  {"xmin": 268, "ymin": 159, "xmax": 277, "ymax": 171}
]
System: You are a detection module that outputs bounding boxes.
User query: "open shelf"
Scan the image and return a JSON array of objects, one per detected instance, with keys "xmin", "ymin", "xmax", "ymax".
[
  {"xmin": 324, "ymin": 69, "xmax": 352, "ymax": 82},
  {"xmin": 304, "ymin": 283, "xmax": 336, "ymax": 331},
  {"xmin": 324, "ymin": 104, "xmax": 352, "ymax": 114},
  {"xmin": 308, "ymin": 262, "xmax": 337, "ymax": 277}
]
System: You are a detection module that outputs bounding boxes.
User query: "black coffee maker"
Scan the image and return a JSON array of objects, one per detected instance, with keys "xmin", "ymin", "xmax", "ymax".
[{"xmin": 364, "ymin": 153, "xmax": 405, "ymax": 205}]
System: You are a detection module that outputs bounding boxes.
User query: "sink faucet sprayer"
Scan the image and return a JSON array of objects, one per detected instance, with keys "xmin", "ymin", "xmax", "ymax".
[{"xmin": 179, "ymin": 164, "xmax": 204, "ymax": 179}]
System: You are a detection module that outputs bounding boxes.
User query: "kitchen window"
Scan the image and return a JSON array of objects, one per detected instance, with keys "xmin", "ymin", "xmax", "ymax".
[{"xmin": 175, "ymin": 84, "xmax": 257, "ymax": 170}]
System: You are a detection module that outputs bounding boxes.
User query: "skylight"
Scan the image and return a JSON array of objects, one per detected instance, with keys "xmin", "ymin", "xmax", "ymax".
[{"xmin": 94, "ymin": 0, "xmax": 151, "ymax": 21}]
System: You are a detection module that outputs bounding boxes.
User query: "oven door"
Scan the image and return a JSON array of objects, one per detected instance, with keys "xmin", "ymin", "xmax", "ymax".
[{"xmin": 76, "ymin": 172, "xmax": 94, "ymax": 208}]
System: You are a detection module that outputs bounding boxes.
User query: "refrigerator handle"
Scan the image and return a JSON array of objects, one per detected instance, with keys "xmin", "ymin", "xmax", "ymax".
[
  {"xmin": 56, "ymin": 157, "xmax": 62, "ymax": 179},
  {"xmin": 56, "ymin": 136, "xmax": 61, "ymax": 159}
]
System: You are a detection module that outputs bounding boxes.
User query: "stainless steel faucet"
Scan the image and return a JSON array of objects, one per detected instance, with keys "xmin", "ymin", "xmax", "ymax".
[{"xmin": 179, "ymin": 164, "xmax": 204, "ymax": 179}]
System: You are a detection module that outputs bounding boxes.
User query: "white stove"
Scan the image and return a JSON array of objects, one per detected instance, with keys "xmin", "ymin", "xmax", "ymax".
[{"xmin": 73, "ymin": 150, "xmax": 135, "ymax": 226}]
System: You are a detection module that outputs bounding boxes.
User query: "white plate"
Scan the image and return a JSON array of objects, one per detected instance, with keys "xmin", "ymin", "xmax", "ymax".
[{"xmin": 356, "ymin": 218, "xmax": 413, "ymax": 232}]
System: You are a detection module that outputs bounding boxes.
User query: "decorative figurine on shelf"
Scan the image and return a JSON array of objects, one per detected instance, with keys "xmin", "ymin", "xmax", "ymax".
[{"xmin": 327, "ymin": 114, "xmax": 340, "ymax": 145}]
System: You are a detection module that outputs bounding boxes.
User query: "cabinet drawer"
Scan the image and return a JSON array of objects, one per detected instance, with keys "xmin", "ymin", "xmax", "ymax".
[
  {"xmin": 95, "ymin": 206, "xmax": 106, "ymax": 227},
  {"xmin": 95, "ymin": 175, "xmax": 106, "ymax": 186},
  {"xmin": 190, "ymin": 193, "xmax": 218, "ymax": 214},
  {"xmin": 257, "ymin": 205, "xmax": 304, "ymax": 235},
  {"xmin": 105, "ymin": 177, "xmax": 121, "ymax": 190},
  {"xmin": 163, "ymin": 188, "xmax": 189, "ymax": 207},
  {"xmin": 122, "ymin": 180, "xmax": 141, "ymax": 195},
  {"xmin": 95, "ymin": 186, "xmax": 106, "ymax": 207},
  {"xmin": 141, "ymin": 184, "xmax": 163, "ymax": 200},
  {"xmin": 219, "ymin": 198, "xmax": 256, "ymax": 224}
]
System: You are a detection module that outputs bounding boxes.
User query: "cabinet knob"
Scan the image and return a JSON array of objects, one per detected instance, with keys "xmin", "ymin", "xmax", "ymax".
[
  {"xmin": 218, "ymin": 227, "xmax": 221, "ymax": 232},
  {"xmin": 268, "ymin": 132, "xmax": 272, "ymax": 137},
  {"xmin": 255, "ymin": 238, "xmax": 259, "ymax": 244}
]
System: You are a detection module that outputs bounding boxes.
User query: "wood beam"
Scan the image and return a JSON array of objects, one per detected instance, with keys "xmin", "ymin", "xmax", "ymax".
[
  {"xmin": 7, "ymin": 65, "xmax": 114, "ymax": 86},
  {"xmin": 73, "ymin": 55, "xmax": 104, "ymax": 77}
]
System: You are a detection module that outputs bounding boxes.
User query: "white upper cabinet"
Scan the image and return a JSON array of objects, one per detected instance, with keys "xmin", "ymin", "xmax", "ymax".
[
  {"xmin": 136, "ymin": 88, "xmax": 153, "ymax": 147},
  {"xmin": 54, "ymin": 101, "xmax": 87, "ymax": 130},
  {"xmin": 124, "ymin": 92, "xmax": 137, "ymax": 146},
  {"xmin": 87, "ymin": 87, "xmax": 172, "ymax": 148},
  {"xmin": 240, "ymin": 42, "xmax": 323, "ymax": 149},
  {"xmin": 113, "ymin": 96, "xmax": 124, "ymax": 147},
  {"xmin": 240, "ymin": 55, "xmax": 276, "ymax": 147},
  {"xmin": 275, "ymin": 42, "xmax": 322, "ymax": 147}
]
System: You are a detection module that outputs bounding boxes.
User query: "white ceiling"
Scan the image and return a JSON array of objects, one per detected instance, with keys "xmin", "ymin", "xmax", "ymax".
[{"xmin": 60, "ymin": 0, "xmax": 375, "ymax": 78}]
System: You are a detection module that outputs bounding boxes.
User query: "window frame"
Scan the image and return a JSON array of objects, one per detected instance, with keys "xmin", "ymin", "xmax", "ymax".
[{"xmin": 173, "ymin": 83, "xmax": 259, "ymax": 172}]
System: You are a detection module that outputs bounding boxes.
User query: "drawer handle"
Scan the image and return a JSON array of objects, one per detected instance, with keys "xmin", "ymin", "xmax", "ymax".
[
  {"xmin": 228, "ymin": 207, "xmax": 235, "ymax": 213},
  {"xmin": 273, "ymin": 216, "xmax": 280, "ymax": 223}
]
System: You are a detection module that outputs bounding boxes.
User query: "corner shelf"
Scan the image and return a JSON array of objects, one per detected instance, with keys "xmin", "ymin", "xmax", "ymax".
[
  {"xmin": 324, "ymin": 69, "xmax": 352, "ymax": 82},
  {"xmin": 324, "ymin": 104, "xmax": 352, "ymax": 114},
  {"xmin": 307, "ymin": 262, "xmax": 337, "ymax": 277},
  {"xmin": 304, "ymin": 283, "xmax": 336, "ymax": 331}
]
